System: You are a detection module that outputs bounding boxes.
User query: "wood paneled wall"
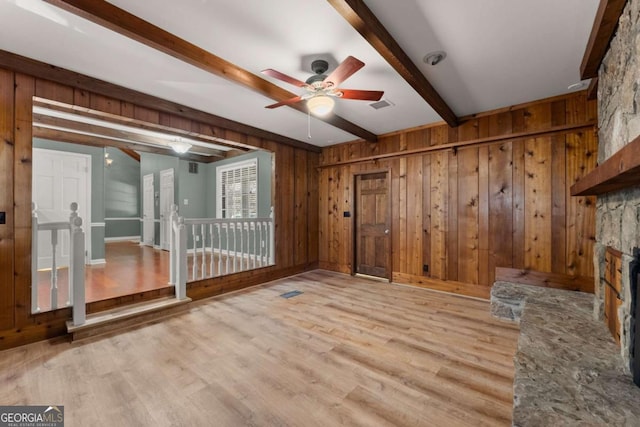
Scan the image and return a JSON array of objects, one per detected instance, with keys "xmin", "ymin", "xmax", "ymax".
[
  {"xmin": 0, "ymin": 68, "xmax": 319, "ymax": 349},
  {"xmin": 319, "ymin": 92, "xmax": 597, "ymax": 298}
]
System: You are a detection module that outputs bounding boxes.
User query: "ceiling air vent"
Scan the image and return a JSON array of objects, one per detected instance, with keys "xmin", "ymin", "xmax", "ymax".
[
  {"xmin": 188, "ymin": 162, "xmax": 199, "ymax": 174},
  {"xmin": 369, "ymin": 99, "xmax": 394, "ymax": 110}
]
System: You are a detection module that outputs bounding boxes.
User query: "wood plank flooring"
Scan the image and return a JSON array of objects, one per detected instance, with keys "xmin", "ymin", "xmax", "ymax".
[
  {"xmin": 4, "ymin": 270, "xmax": 519, "ymax": 426},
  {"xmin": 36, "ymin": 241, "xmax": 171, "ymax": 310}
]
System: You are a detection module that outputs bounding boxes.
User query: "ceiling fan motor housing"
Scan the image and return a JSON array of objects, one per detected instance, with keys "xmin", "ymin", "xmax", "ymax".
[{"xmin": 306, "ymin": 59, "xmax": 330, "ymax": 87}]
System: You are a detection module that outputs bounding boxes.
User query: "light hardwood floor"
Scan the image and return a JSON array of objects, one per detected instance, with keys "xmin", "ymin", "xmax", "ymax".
[{"xmin": 2, "ymin": 270, "xmax": 519, "ymax": 426}]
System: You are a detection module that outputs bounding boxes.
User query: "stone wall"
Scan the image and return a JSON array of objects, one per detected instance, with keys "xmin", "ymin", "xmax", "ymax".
[{"xmin": 596, "ymin": 0, "xmax": 640, "ymax": 371}]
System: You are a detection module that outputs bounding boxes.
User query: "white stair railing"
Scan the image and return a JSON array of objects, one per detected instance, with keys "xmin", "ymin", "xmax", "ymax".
[
  {"xmin": 31, "ymin": 202, "xmax": 86, "ymax": 326},
  {"xmin": 169, "ymin": 205, "xmax": 275, "ymax": 285}
]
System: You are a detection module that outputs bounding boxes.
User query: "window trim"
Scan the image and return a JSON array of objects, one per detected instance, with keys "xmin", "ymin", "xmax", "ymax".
[{"xmin": 216, "ymin": 158, "xmax": 258, "ymax": 218}]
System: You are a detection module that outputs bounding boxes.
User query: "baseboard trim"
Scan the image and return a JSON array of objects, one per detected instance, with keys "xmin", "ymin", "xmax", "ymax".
[
  {"xmin": 105, "ymin": 236, "xmax": 141, "ymax": 243},
  {"xmin": 88, "ymin": 259, "xmax": 106, "ymax": 265}
]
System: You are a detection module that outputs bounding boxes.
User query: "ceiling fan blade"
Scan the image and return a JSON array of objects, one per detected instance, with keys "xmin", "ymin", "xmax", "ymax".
[
  {"xmin": 265, "ymin": 96, "xmax": 303, "ymax": 109},
  {"xmin": 261, "ymin": 69, "xmax": 308, "ymax": 88},
  {"xmin": 337, "ymin": 89, "xmax": 384, "ymax": 101},
  {"xmin": 324, "ymin": 56, "xmax": 365, "ymax": 88}
]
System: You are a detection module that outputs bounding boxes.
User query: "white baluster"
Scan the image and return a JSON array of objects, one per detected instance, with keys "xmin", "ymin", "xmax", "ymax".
[
  {"xmin": 191, "ymin": 224, "xmax": 197, "ymax": 280},
  {"xmin": 239, "ymin": 222, "xmax": 244, "ymax": 271},
  {"xmin": 49, "ymin": 228, "xmax": 59, "ymax": 310},
  {"xmin": 222, "ymin": 224, "xmax": 228, "ymax": 274},
  {"xmin": 31, "ymin": 203, "xmax": 40, "ymax": 313},
  {"xmin": 208, "ymin": 224, "xmax": 214, "ymax": 277},
  {"xmin": 216, "ymin": 223, "xmax": 222, "ymax": 276},
  {"xmin": 259, "ymin": 222, "xmax": 265, "ymax": 266},
  {"xmin": 252, "ymin": 221, "xmax": 257, "ymax": 269},
  {"xmin": 71, "ymin": 216, "xmax": 85, "ymax": 326},
  {"xmin": 269, "ymin": 206, "xmax": 275, "ymax": 265},
  {"xmin": 175, "ymin": 217, "xmax": 187, "ymax": 300},
  {"xmin": 200, "ymin": 223, "xmax": 206, "ymax": 280}
]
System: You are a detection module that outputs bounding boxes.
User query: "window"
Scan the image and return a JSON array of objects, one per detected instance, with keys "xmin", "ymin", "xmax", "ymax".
[{"xmin": 217, "ymin": 159, "xmax": 258, "ymax": 218}]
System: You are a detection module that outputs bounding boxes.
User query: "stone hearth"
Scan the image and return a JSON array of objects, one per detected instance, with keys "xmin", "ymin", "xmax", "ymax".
[{"xmin": 491, "ymin": 282, "xmax": 640, "ymax": 426}]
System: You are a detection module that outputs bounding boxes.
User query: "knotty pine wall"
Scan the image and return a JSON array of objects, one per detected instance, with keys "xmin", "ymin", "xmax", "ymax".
[
  {"xmin": 319, "ymin": 92, "xmax": 597, "ymax": 298},
  {"xmin": 0, "ymin": 67, "xmax": 318, "ymax": 349}
]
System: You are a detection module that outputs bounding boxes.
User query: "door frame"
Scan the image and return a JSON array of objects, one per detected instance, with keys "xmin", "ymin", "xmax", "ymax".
[
  {"xmin": 142, "ymin": 173, "xmax": 155, "ymax": 247},
  {"xmin": 352, "ymin": 168, "xmax": 392, "ymax": 281},
  {"xmin": 33, "ymin": 147, "xmax": 92, "ymax": 265},
  {"xmin": 159, "ymin": 168, "xmax": 175, "ymax": 251}
]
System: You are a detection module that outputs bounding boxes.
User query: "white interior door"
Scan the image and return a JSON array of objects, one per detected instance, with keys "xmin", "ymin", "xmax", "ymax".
[
  {"xmin": 159, "ymin": 168, "xmax": 174, "ymax": 251},
  {"xmin": 142, "ymin": 173, "xmax": 155, "ymax": 247},
  {"xmin": 33, "ymin": 148, "xmax": 91, "ymax": 268}
]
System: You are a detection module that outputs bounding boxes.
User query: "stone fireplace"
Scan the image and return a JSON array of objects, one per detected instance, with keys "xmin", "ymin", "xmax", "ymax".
[{"xmin": 593, "ymin": 0, "xmax": 640, "ymax": 381}]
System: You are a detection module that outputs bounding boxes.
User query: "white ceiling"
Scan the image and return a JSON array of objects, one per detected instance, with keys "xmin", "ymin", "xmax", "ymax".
[{"xmin": 0, "ymin": 0, "xmax": 599, "ymax": 147}]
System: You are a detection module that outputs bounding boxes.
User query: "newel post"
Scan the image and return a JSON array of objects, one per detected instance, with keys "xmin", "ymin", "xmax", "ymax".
[
  {"xmin": 269, "ymin": 206, "xmax": 275, "ymax": 265},
  {"xmin": 70, "ymin": 214, "xmax": 86, "ymax": 326},
  {"xmin": 169, "ymin": 204, "xmax": 179, "ymax": 285},
  {"xmin": 175, "ymin": 216, "xmax": 187, "ymax": 300},
  {"xmin": 31, "ymin": 203, "xmax": 40, "ymax": 313},
  {"xmin": 68, "ymin": 202, "xmax": 79, "ymax": 306}
]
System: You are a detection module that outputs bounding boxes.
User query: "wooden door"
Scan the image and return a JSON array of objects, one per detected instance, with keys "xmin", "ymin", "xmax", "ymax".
[
  {"xmin": 355, "ymin": 172, "xmax": 390, "ymax": 279},
  {"xmin": 33, "ymin": 148, "xmax": 91, "ymax": 268},
  {"xmin": 159, "ymin": 168, "xmax": 174, "ymax": 251},
  {"xmin": 142, "ymin": 173, "xmax": 155, "ymax": 247}
]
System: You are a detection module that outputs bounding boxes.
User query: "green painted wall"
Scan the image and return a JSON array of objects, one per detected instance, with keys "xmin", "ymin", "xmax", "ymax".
[
  {"xmin": 206, "ymin": 150, "xmax": 273, "ymax": 218},
  {"xmin": 32, "ymin": 138, "xmax": 105, "ymax": 261},
  {"xmin": 140, "ymin": 152, "xmax": 179, "ymax": 246},
  {"xmin": 104, "ymin": 147, "xmax": 141, "ymax": 239}
]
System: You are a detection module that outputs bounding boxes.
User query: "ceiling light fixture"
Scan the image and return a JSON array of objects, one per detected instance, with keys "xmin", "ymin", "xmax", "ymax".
[
  {"xmin": 423, "ymin": 51, "xmax": 447, "ymax": 66},
  {"xmin": 169, "ymin": 138, "xmax": 192, "ymax": 154},
  {"xmin": 104, "ymin": 151, "xmax": 113, "ymax": 167},
  {"xmin": 307, "ymin": 95, "xmax": 335, "ymax": 116}
]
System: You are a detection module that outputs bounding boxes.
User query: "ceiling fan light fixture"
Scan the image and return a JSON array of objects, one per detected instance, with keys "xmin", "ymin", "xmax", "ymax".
[
  {"xmin": 169, "ymin": 139, "xmax": 192, "ymax": 154},
  {"xmin": 307, "ymin": 95, "xmax": 335, "ymax": 116}
]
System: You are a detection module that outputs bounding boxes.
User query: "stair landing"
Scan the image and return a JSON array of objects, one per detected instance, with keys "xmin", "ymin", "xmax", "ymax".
[{"xmin": 66, "ymin": 296, "xmax": 192, "ymax": 341}]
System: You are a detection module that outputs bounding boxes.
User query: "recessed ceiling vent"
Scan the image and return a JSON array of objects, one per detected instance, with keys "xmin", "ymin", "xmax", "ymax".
[{"xmin": 370, "ymin": 99, "xmax": 394, "ymax": 110}]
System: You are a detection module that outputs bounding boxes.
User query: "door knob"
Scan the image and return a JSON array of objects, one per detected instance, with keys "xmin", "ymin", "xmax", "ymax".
[{"xmin": 384, "ymin": 229, "xmax": 390, "ymax": 235}]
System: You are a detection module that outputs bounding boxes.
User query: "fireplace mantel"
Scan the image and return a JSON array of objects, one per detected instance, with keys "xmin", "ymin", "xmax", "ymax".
[{"xmin": 571, "ymin": 133, "xmax": 640, "ymax": 196}]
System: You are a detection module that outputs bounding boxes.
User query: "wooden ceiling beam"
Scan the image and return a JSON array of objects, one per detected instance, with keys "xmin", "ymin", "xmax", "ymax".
[
  {"xmin": 33, "ymin": 126, "xmax": 217, "ymax": 163},
  {"xmin": 43, "ymin": 0, "xmax": 379, "ymax": 142},
  {"xmin": 580, "ymin": 0, "xmax": 628, "ymax": 79},
  {"xmin": 33, "ymin": 113, "xmax": 225, "ymax": 158},
  {"xmin": 328, "ymin": 0, "xmax": 459, "ymax": 128},
  {"xmin": 33, "ymin": 97, "xmax": 252, "ymax": 153},
  {"xmin": 119, "ymin": 148, "xmax": 141, "ymax": 162},
  {"xmin": 0, "ymin": 50, "xmax": 321, "ymax": 153}
]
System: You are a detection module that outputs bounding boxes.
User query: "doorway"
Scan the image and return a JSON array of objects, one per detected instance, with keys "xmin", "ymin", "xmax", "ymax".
[
  {"xmin": 142, "ymin": 173, "xmax": 155, "ymax": 247},
  {"xmin": 354, "ymin": 171, "xmax": 391, "ymax": 280},
  {"xmin": 32, "ymin": 148, "xmax": 91, "ymax": 267}
]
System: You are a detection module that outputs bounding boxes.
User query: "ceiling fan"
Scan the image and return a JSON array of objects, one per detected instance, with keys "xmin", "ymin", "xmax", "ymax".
[{"xmin": 261, "ymin": 56, "xmax": 384, "ymax": 116}]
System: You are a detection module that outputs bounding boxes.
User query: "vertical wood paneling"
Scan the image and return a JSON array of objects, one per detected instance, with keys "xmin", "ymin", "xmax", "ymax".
[
  {"xmin": 488, "ymin": 142, "xmax": 513, "ymax": 284},
  {"xmin": 457, "ymin": 147, "xmax": 479, "ymax": 284},
  {"xmin": 512, "ymin": 140, "xmax": 526, "ymax": 269},
  {"xmin": 307, "ymin": 153, "xmax": 319, "ymax": 264},
  {"xmin": 398, "ymin": 158, "xmax": 408, "ymax": 273},
  {"xmin": 406, "ymin": 155, "xmax": 423, "ymax": 275},
  {"xmin": 0, "ymin": 69, "xmax": 15, "ymax": 330},
  {"xmin": 551, "ymin": 135, "xmax": 567, "ymax": 274},
  {"xmin": 478, "ymin": 146, "xmax": 490, "ymax": 286},
  {"xmin": 447, "ymin": 150, "xmax": 459, "ymax": 281},
  {"xmin": 14, "ymin": 74, "xmax": 35, "ymax": 328},
  {"xmin": 422, "ymin": 155, "xmax": 431, "ymax": 277},
  {"xmin": 566, "ymin": 131, "xmax": 597, "ymax": 277},
  {"xmin": 524, "ymin": 138, "xmax": 552, "ymax": 272},
  {"xmin": 294, "ymin": 149, "xmax": 308, "ymax": 266},
  {"xmin": 315, "ymin": 92, "xmax": 597, "ymax": 295},
  {"xmin": 430, "ymin": 152, "xmax": 448, "ymax": 280}
]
